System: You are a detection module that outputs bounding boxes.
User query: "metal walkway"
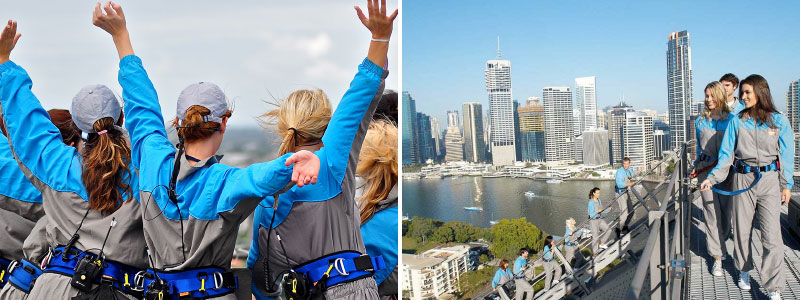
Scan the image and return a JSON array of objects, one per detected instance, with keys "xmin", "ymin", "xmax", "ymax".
[{"xmin": 687, "ymin": 196, "xmax": 800, "ymax": 299}]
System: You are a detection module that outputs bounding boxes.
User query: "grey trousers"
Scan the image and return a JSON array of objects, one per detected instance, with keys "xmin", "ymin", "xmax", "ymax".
[
  {"xmin": 590, "ymin": 218, "xmax": 611, "ymax": 254},
  {"xmin": 616, "ymin": 191, "xmax": 633, "ymax": 229},
  {"xmin": 543, "ymin": 260, "xmax": 562, "ymax": 290},
  {"xmin": 699, "ymin": 171, "xmax": 732, "ymax": 259},
  {"xmin": 564, "ymin": 244, "xmax": 585, "ymax": 268},
  {"xmin": 514, "ymin": 278, "xmax": 534, "ymax": 300},
  {"xmin": 324, "ymin": 276, "xmax": 380, "ymax": 300},
  {"xmin": 731, "ymin": 171, "xmax": 784, "ymax": 293},
  {"xmin": 0, "ymin": 284, "xmax": 28, "ymax": 300}
]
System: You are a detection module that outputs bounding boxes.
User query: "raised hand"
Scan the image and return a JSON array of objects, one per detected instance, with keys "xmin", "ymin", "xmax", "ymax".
[
  {"xmin": 355, "ymin": 0, "xmax": 398, "ymax": 40},
  {"xmin": 355, "ymin": 0, "xmax": 397, "ymax": 68},
  {"xmin": 0, "ymin": 20, "xmax": 21, "ymax": 65},
  {"xmin": 92, "ymin": 1, "xmax": 127, "ymax": 37},
  {"xmin": 285, "ymin": 150, "xmax": 320, "ymax": 188},
  {"xmin": 92, "ymin": 1, "xmax": 134, "ymax": 59}
]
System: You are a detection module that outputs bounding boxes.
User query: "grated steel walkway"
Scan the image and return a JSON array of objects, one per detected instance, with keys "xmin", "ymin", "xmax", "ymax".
[{"xmin": 688, "ymin": 195, "xmax": 800, "ymax": 299}]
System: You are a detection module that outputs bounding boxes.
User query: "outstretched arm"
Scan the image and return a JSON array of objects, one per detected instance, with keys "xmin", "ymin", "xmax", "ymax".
[{"xmin": 93, "ymin": 1, "xmax": 134, "ymax": 60}]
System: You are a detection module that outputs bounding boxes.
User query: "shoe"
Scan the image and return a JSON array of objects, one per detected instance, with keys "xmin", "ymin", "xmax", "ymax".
[
  {"xmin": 738, "ymin": 271, "xmax": 751, "ymax": 291},
  {"xmin": 622, "ymin": 226, "xmax": 630, "ymax": 234},
  {"xmin": 600, "ymin": 244, "xmax": 608, "ymax": 250},
  {"xmin": 769, "ymin": 291, "xmax": 782, "ymax": 300},
  {"xmin": 553, "ymin": 279, "xmax": 559, "ymax": 285},
  {"xmin": 711, "ymin": 260, "xmax": 723, "ymax": 277},
  {"xmin": 614, "ymin": 228, "xmax": 621, "ymax": 239}
]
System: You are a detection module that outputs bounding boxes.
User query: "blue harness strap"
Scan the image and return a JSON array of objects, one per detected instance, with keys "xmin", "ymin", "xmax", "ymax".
[
  {"xmin": 0, "ymin": 257, "xmax": 10, "ymax": 288},
  {"xmin": 45, "ymin": 246, "xmax": 142, "ymax": 296},
  {"xmin": 138, "ymin": 267, "xmax": 237, "ymax": 299},
  {"xmin": 6, "ymin": 259, "xmax": 42, "ymax": 293},
  {"xmin": 711, "ymin": 160, "xmax": 778, "ymax": 196},
  {"xmin": 294, "ymin": 251, "xmax": 384, "ymax": 290}
]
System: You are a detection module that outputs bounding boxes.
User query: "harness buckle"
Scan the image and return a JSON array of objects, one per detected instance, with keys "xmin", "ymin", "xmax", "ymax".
[
  {"xmin": 212, "ymin": 271, "xmax": 223, "ymax": 290},
  {"xmin": 132, "ymin": 271, "xmax": 147, "ymax": 291},
  {"xmin": 334, "ymin": 258, "xmax": 349, "ymax": 276},
  {"xmin": 7, "ymin": 260, "xmax": 19, "ymax": 274}
]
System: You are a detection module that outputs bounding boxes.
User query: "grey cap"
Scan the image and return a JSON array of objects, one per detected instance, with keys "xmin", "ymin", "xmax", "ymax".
[
  {"xmin": 71, "ymin": 84, "xmax": 121, "ymax": 134},
  {"xmin": 176, "ymin": 82, "xmax": 228, "ymax": 122}
]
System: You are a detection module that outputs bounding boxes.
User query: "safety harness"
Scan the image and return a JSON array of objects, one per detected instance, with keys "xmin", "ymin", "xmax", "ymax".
[
  {"xmin": 136, "ymin": 267, "xmax": 238, "ymax": 299},
  {"xmin": 4, "ymin": 259, "xmax": 42, "ymax": 293},
  {"xmin": 692, "ymin": 153, "xmax": 718, "ymax": 177},
  {"xmin": 43, "ymin": 246, "xmax": 142, "ymax": 297},
  {"xmin": 0, "ymin": 256, "xmax": 10, "ymax": 288},
  {"xmin": 711, "ymin": 160, "xmax": 779, "ymax": 196}
]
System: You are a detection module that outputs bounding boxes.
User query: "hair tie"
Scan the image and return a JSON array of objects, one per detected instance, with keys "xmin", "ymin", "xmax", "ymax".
[{"xmin": 97, "ymin": 130, "xmax": 108, "ymax": 135}]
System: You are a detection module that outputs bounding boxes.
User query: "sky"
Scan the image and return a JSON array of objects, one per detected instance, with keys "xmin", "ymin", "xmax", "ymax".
[
  {"xmin": 0, "ymin": 0, "xmax": 399, "ymax": 127},
  {"xmin": 403, "ymin": 0, "xmax": 800, "ymax": 125}
]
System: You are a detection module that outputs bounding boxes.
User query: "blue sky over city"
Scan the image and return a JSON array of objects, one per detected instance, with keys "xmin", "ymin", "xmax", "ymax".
[{"xmin": 403, "ymin": 0, "xmax": 800, "ymax": 124}]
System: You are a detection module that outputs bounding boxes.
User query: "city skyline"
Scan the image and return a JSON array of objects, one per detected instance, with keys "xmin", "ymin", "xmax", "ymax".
[{"xmin": 403, "ymin": 0, "xmax": 800, "ymax": 125}]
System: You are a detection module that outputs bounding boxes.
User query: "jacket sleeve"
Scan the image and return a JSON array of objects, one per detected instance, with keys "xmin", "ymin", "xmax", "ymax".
[
  {"xmin": 694, "ymin": 118, "xmax": 702, "ymax": 164},
  {"xmin": 118, "ymin": 55, "xmax": 173, "ymax": 175},
  {"xmin": 0, "ymin": 61, "xmax": 84, "ymax": 196},
  {"xmin": 707, "ymin": 117, "xmax": 738, "ymax": 185},
  {"xmin": 320, "ymin": 58, "xmax": 386, "ymax": 185},
  {"xmin": 777, "ymin": 114, "xmax": 795, "ymax": 190}
]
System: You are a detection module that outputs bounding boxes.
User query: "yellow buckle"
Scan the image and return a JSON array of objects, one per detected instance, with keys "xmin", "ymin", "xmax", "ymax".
[
  {"xmin": 314, "ymin": 265, "xmax": 335, "ymax": 286},
  {"xmin": 292, "ymin": 278, "xmax": 297, "ymax": 293},
  {"xmin": 0, "ymin": 270, "xmax": 5, "ymax": 283},
  {"xmin": 123, "ymin": 273, "xmax": 130, "ymax": 288},
  {"xmin": 199, "ymin": 278, "xmax": 206, "ymax": 292}
]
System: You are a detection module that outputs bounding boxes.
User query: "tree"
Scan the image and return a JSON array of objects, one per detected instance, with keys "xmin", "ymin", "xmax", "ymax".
[
  {"xmin": 431, "ymin": 226, "xmax": 455, "ymax": 243},
  {"xmin": 406, "ymin": 217, "xmax": 442, "ymax": 243},
  {"xmin": 489, "ymin": 218, "xmax": 546, "ymax": 259},
  {"xmin": 479, "ymin": 254, "xmax": 490, "ymax": 264},
  {"xmin": 402, "ymin": 220, "xmax": 410, "ymax": 236}
]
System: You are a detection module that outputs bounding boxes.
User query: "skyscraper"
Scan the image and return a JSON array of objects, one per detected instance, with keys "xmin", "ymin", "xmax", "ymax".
[
  {"xmin": 431, "ymin": 117, "xmax": 442, "ymax": 161},
  {"xmin": 583, "ymin": 130, "xmax": 610, "ymax": 168},
  {"xmin": 788, "ymin": 80, "xmax": 800, "ymax": 171},
  {"xmin": 543, "ymin": 87, "xmax": 574, "ymax": 163},
  {"xmin": 624, "ymin": 112, "xmax": 654, "ymax": 170},
  {"xmin": 416, "ymin": 113, "xmax": 435, "ymax": 163},
  {"xmin": 667, "ymin": 30, "xmax": 693, "ymax": 149},
  {"xmin": 518, "ymin": 98, "xmax": 546, "ymax": 162},
  {"xmin": 596, "ymin": 110, "xmax": 607, "ymax": 130},
  {"xmin": 575, "ymin": 76, "xmax": 597, "ymax": 132},
  {"xmin": 486, "ymin": 40, "xmax": 516, "ymax": 166},
  {"xmin": 463, "ymin": 102, "xmax": 486, "ymax": 163},
  {"xmin": 653, "ymin": 130, "xmax": 666, "ymax": 159},
  {"xmin": 609, "ymin": 101, "xmax": 635, "ymax": 164},
  {"xmin": 402, "ymin": 92, "xmax": 419, "ymax": 165}
]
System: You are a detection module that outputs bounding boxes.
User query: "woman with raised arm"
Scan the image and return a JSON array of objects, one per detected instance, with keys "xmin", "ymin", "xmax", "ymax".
[
  {"xmin": 0, "ymin": 20, "xmax": 148, "ymax": 299},
  {"xmin": 93, "ymin": 2, "xmax": 321, "ymax": 299},
  {"xmin": 701, "ymin": 75, "xmax": 795, "ymax": 300},
  {"xmin": 0, "ymin": 110, "xmax": 80, "ymax": 300},
  {"xmin": 246, "ymin": 1, "xmax": 397, "ymax": 299},
  {"xmin": 357, "ymin": 120, "xmax": 398, "ymax": 300},
  {"xmin": 692, "ymin": 81, "xmax": 732, "ymax": 277}
]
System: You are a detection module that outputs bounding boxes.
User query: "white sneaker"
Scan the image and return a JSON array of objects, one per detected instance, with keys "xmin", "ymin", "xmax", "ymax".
[
  {"xmin": 711, "ymin": 260, "xmax": 723, "ymax": 277},
  {"xmin": 600, "ymin": 244, "xmax": 608, "ymax": 250},
  {"xmin": 738, "ymin": 271, "xmax": 751, "ymax": 291},
  {"xmin": 553, "ymin": 279, "xmax": 559, "ymax": 285},
  {"xmin": 769, "ymin": 291, "xmax": 782, "ymax": 300}
]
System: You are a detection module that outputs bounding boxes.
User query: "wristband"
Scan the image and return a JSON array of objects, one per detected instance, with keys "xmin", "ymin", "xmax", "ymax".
[{"xmin": 371, "ymin": 38, "xmax": 390, "ymax": 43}]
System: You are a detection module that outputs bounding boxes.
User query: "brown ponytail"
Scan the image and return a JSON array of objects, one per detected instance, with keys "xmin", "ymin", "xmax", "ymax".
[
  {"xmin": 81, "ymin": 117, "xmax": 133, "ymax": 214},
  {"xmin": 172, "ymin": 105, "xmax": 233, "ymax": 143},
  {"xmin": 357, "ymin": 120, "xmax": 398, "ymax": 225},
  {"xmin": 260, "ymin": 89, "xmax": 332, "ymax": 155},
  {"xmin": 47, "ymin": 109, "xmax": 82, "ymax": 148}
]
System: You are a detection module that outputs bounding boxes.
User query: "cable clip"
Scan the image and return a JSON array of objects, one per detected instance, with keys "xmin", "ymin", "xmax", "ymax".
[{"xmin": 334, "ymin": 258, "xmax": 349, "ymax": 276}]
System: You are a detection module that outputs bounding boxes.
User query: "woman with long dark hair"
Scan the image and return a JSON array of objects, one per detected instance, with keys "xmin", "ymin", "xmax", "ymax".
[
  {"xmin": 93, "ymin": 2, "xmax": 321, "ymax": 299},
  {"xmin": 0, "ymin": 20, "xmax": 147, "ymax": 299},
  {"xmin": 701, "ymin": 74, "xmax": 795, "ymax": 299}
]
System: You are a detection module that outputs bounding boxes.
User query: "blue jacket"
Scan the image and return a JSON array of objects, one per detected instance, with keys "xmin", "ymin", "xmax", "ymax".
[
  {"xmin": 615, "ymin": 167, "xmax": 634, "ymax": 190},
  {"xmin": 588, "ymin": 199, "xmax": 602, "ymax": 219},
  {"xmin": 247, "ymin": 58, "xmax": 387, "ymax": 299},
  {"xmin": 492, "ymin": 268, "xmax": 513, "ymax": 288},
  {"xmin": 707, "ymin": 112, "xmax": 795, "ymax": 190},
  {"xmin": 0, "ymin": 133, "xmax": 44, "ymax": 261},
  {"xmin": 513, "ymin": 256, "xmax": 527, "ymax": 276},
  {"xmin": 117, "ymin": 55, "xmax": 299, "ymax": 270},
  {"xmin": 360, "ymin": 187, "xmax": 398, "ymax": 287},
  {"xmin": 0, "ymin": 60, "xmax": 147, "ymax": 268}
]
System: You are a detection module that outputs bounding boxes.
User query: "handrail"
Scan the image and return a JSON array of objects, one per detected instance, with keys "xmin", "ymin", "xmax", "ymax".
[{"xmin": 628, "ymin": 142, "xmax": 692, "ymax": 300}]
